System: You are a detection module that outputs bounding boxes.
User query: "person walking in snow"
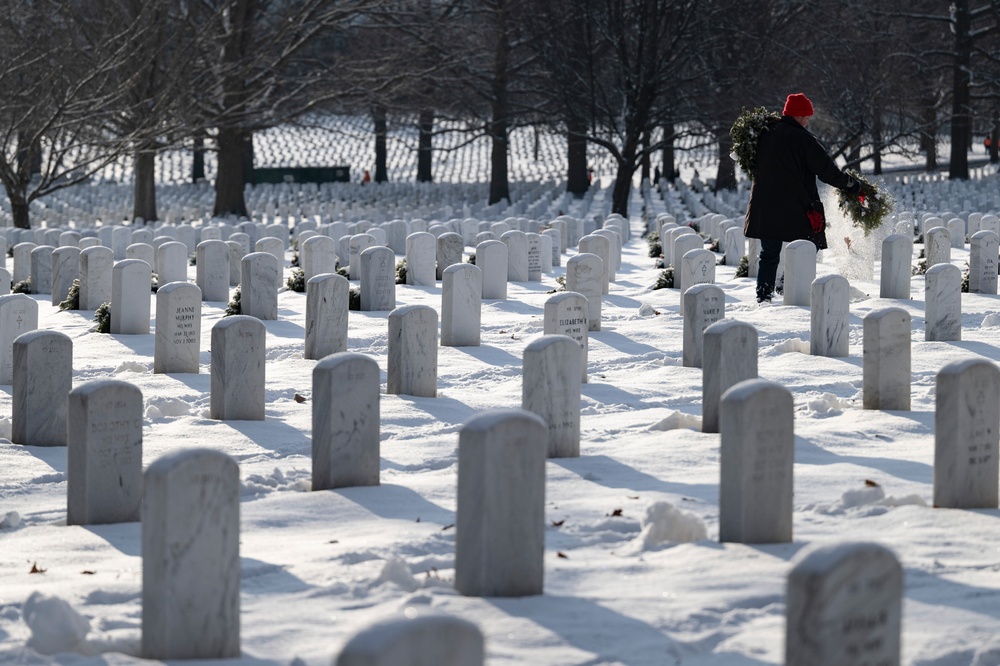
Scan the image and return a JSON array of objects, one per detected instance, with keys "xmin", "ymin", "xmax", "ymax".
[{"xmin": 743, "ymin": 92, "xmax": 862, "ymax": 303}]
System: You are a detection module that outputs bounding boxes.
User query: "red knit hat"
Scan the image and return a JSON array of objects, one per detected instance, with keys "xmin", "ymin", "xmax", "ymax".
[{"xmin": 783, "ymin": 93, "xmax": 814, "ymax": 117}]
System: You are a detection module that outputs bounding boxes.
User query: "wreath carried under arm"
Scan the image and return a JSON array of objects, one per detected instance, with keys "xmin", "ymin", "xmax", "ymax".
[{"xmin": 729, "ymin": 107, "xmax": 780, "ymax": 181}]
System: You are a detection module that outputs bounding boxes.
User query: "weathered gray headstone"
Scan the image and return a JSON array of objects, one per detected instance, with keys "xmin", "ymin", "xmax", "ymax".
[
  {"xmin": 786, "ymin": 542, "xmax": 903, "ymax": 666},
  {"xmin": 810, "ymin": 274, "xmax": 850, "ymax": 357},
  {"xmin": 142, "ymin": 449, "xmax": 240, "ymax": 659},
  {"xmin": 544, "ymin": 291, "xmax": 589, "ymax": 383},
  {"xmin": 67, "ymin": 380, "xmax": 143, "ymax": 525},
  {"xmin": 240, "ymin": 252, "xmax": 279, "ymax": 320},
  {"xmin": 969, "ymin": 230, "xmax": 999, "ymax": 294},
  {"xmin": 405, "ymin": 232, "xmax": 436, "ymax": 286},
  {"xmin": 455, "ymin": 409, "xmax": 546, "ymax": 597},
  {"xmin": 476, "ymin": 240, "xmax": 508, "ymax": 300},
  {"xmin": 862, "ymin": 308, "xmax": 911, "ymax": 411},
  {"xmin": 879, "ymin": 234, "xmax": 912, "ymax": 299},
  {"xmin": 0, "ymin": 294, "xmax": 37, "ymax": 385},
  {"xmin": 156, "ymin": 241, "xmax": 188, "ymax": 286},
  {"xmin": 682, "ymin": 284, "xmax": 725, "ymax": 368},
  {"xmin": 782, "ymin": 239, "xmax": 816, "ymax": 306},
  {"xmin": 387, "ymin": 305, "xmax": 437, "ymax": 398},
  {"xmin": 719, "ymin": 379, "xmax": 793, "ymax": 543},
  {"xmin": 933, "ymin": 358, "xmax": 1000, "ymax": 508},
  {"xmin": 210, "ymin": 315, "xmax": 265, "ymax": 420},
  {"xmin": 79, "ymin": 246, "xmax": 113, "ymax": 310},
  {"xmin": 125, "ymin": 242, "xmax": 155, "ymax": 269},
  {"xmin": 702, "ymin": 320, "xmax": 758, "ymax": 434},
  {"xmin": 542, "ymin": 228, "xmax": 561, "ymax": 267},
  {"xmin": 111, "ymin": 259, "xmax": 152, "ymax": 335},
  {"xmin": 195, "ymin": 240, "xmax": 230, "ymax": 302},
  {"xmin": 947, "ymin": 218, "xmax": 966, "ymax": 248},
  {"xmin": 348, "ymin": 233, "xmax": 376, "ymax": 280},
  {"xmin": 305, "ymin": 273, "xmax": 349, "ymax": 361},
  {"xmin": 441, "ymin": 264, "xmax": 482, "ymax": 347},
  {"xmin": 526, "ymin": 233, "xmax": 543, "ymax": 281},
  {"xmin": 579, "ymin": 234, "xmax": 611, "ymax": 295},
  {"xmin": 30, "ymin": 245, "xmax": 54, "ymax": 294},
  {"xmin": 359, "ymin": 246, "xmax": 396, "ymax": 312},
  {"xmin": 924, "ymin": 263, "xmax": 961, "ymax": 342},
  {"xmin": 566, "ymin": 253, "xmax": 603, "ymax": 332},
  {"xmin": 154, "ymin": 282, "xmax": 201, "ymax": 374},
  {"xmin": 678, "ymin": 249, "xmax": 716, "ymax": 316},
  {"xmin": 12, "ymin": 330, "xmax": 72, "ymax": 447},
  {"xmin": 925, "ymin": 226, "xmax": 951, "ymax": 267},
  {"xmin": 436, "ymin": 232, "xmax": 464, "ymax": 280},
  {"xmin": 335, "ymin": 610, "xmax": 484, "ymax": 666},
  {"xmin": 522, "ymin": 335, "xmax": 581, "ymax": 458},
  {"xmin": 301, "ymin": 235, "xmax": 337, "ymax": 281},
  {"xmin": 671, "ymin": 231, "xmax": 702, "ymax": 270},
  {"xmin": 501, "ymin": 230, "xmax": 529, "ymax": 282},
  {"xmin": 312, "ymin": 353, "xmax": 380, "ymax": 490},
  {"xmin": 226, "ymin": 240, "xmax": 243, "ymax": 286},
  {"xmin": 12, "ymin": 242, "xmax": 36, "ymax": 284},
  {"xmin": 256, "ymin": 236, "xmax": 285, "ymax": 268},
  {"xmin": 51, "ymin": 246, "xmax": 81, "ymax": 306}
]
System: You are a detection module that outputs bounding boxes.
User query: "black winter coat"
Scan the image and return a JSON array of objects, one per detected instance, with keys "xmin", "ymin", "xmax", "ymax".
[{"xmin": 743, "ymin": 116, "xmax": 856, "ymax": 250}]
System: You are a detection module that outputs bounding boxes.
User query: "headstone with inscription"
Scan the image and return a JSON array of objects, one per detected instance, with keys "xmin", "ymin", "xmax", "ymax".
[
  {"xmin": 702, "ymin": 320, "xmax": 758, "ymax": 434},
  {"xmin": 522, "ymin": 335, "xmax": 581, "ymax": 458},
  {"xmin": 12, "ymin": 242, "xmax": 36, "ymax": 284},
  {"xmin": 359, "ymin": 246, "xmax": 396, "ymax": 312},
  {"xmin": 29, "ymin": 245, "xmax": 54, "ymax": 294},
  {"xmin": 862, "ymin": 308, "xmax": 911, "ymax": 411},
  {"xmin": 719, "ymin": 379, "xmax": 793, "ymax": 543},
  {"xmin": 501, "ymin": 230, "xmax": 529, "ymax": 282},
  {"xmin": 566, "ymin": 253, "xmax": 603, "ymax": 332},
  {"xmin": 67, "ymin": 380, "xmax": 143, "ymax": 525},
  {"xmin": 51, "ymin": 246, "xmax": 81, "ymax": 306},
  {"xmin": 312, "ymin": 353, "xmax": 380, "ymax": 490},
  {"xmin": 125, "ymin": 242, "xmax": 155, "ymax": 269},
  {"xmin": 240, "ymin": 252, "xmax": 279, "ymax": 321},
  {"xmin": 0, "ymin": 294, "xmax": 37, "ymax": 384},
  {"xmin": 544, "ymin": 291, "xmax": 589, "ymax": 383},
  {"xmin": 79, "ymin": 246, "xmax": 113, "ymax": 310},
  {"xmin": 348, "ymin": 234, "xmax": 376, "ymax": 280},
  {"xmin": 12, "ymin": 330, "xmax": 72, "ymax": 447},
  {"xmin": 154, "ymin": 282, "xmax": 202, "ymax": 374},
  {"xmin": 682, "ymin": 284, "xmax": 725, "ymax": 368},
  {"xmin": 301, "ymin": 235, "xmax": 337, "ymax": 282},
  {"xmin": 969, "ymin": 230, "xmax": 999, "ymax": 294},
  {"xmin": 678, "ymin": 249, "xmax": 716, "ymax": 316},
  {"xmin": 925, "ymin": 226, "xmax": 951, "ymax": 268},
  {"xmin": 436, "ymin": 232, "xmax": 464, "ymax": 280}
]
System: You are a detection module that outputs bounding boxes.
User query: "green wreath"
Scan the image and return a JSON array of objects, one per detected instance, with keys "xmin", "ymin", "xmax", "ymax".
[
  {"xmin": 837, "ymin": 170, "xmax": 894, "ymax": 236},
  {"xmin": 729, "ymin": 107, "xmax": 780, "ymax": 181}
]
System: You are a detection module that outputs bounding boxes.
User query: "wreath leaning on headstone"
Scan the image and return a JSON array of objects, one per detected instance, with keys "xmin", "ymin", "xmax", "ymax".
[
  {"xmin": 837, "ymin": 169, "xmax": 895, "ymax": 236},
  {"xmin": 729, "ymin": 107, "xmax": 780, "ymax": 180}
]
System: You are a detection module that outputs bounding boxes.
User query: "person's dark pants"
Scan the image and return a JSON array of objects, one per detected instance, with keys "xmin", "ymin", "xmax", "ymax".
[{"xmin": 756, "ymin": 238, "xmax": 783, "ymax": 299}]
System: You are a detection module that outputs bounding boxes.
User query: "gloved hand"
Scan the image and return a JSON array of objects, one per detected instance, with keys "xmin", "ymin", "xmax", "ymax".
[
  {"xmin": 807, "ymin": 209, "xmax": 824, "ymax": 233},
  {"xmin": 844, "ymin": 178, "xmax": 863, "ymax": 196}
]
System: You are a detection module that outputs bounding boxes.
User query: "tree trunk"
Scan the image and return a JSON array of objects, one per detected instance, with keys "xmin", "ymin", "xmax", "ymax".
[
  {"xmin": 213, "ymin": 127, "xmax": 249, "ymax": 218},
  {"xmin": 417, "ymin": 109, "xmax": 433, "ymax": 182},
  {"xmin": 640, "ymin": 127, "xmax": 651, "ymax": 183},
  {"xmin": 610, "ymin": 160, "xmax": 634, "ymax": 217},
  {"xmin": 488, "ymin": 109, "xmax": 510, "ymax": 205},
  {"xmin": 713, "ymin": 130, "xmax": 736, "ymax": 192},
  {"xmin": 949, "ymin": 0, "xmax": 971, "ymax": 180},
  {"xmin": 374, "ymin": 106, "xmax": 388, "ymax": 183},
  {"xmin": 133, "ymin": 148, "xmax": 158, "ymax": 223},
  {"xmin": 242, "ymin": 133, "xmax": 255, "ymax": 186},
  {"xmin": 662, "ymin": 124, "xmax": 676, "ymax": 181},
  {"xmin": 566, "ymin": 117, "xmax": 589, "ymax": 198},
  {"xmin": 872, "ymin": 112, "xmax": 883, "ymax": 176},
  {"xmin": 192, "ymin": 132, "xmax": 206, "ymax": 182},
  {"xmin": 10, "ymin": 195, "xmax": 30, "ymax": 230},
  {"xmin": 991, "ymin": 109, "xmax": 999, "ymax": 164}
]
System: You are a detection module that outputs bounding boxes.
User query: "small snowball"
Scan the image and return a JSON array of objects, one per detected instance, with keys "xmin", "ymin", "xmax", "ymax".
[
  {"xmin": 375, "ymin": 558, "xmax": 419, "ymax": 593},
  {"xmin": 637, "ymin": 501, "xmax": 706, "ymax": 548},
  {"xmin": 648, "ymin": 411, "xmax": 702, "ymax": 432},
  {"xmin": 982, "ymin": 313, "xmax": 1000, "ymax": 328},
  {"xmin": 839, "ymin": 486, "xmax": 886, "ymax": 510},
  {"xmin": 23, "ymin": 592, "xmax": 90, "ymax": 655},
  {"xmin": 0, "ymin": 511, "xmax": 21, "ymax": 529},
  {"xmin": 638, "ymin": 303, "xmax": 657, "ymax": 317}
]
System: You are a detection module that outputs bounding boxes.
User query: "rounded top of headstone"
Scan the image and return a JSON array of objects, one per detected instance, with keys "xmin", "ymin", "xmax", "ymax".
[
  {"xmin": 475, "ymin": 239, "xmax": 506, "ymax": 251},
  {"xmin": 13, "ymin": 328, "xmax": 71, "ymax": 347},
  {"xmin": 157, "ymin": 281, "xmax": 202, "ymax": 298},
  {"xmin": 336, "ymin": 609, "xmax": 483, "ymax": 666},
  {"xmin": 306, "ymin": 272, "xmax": 349, "ymax": 287},
  {"xmin": 70, "ymin": 378, "xmax": 142, "ymax": 400},
  {"xmin": 681, "ymin": 248, "xmax": 714, "ymax": 261},
  {"xmin": 360, "ymin": 245, "xmax": 393, "ymax": 258},
  {"xmin": 812, "ymin": 273, "xmax": 849, "ymax": 287},
  {"xmin": 145, "ymin": 447, "xmax": 238, "ymax": 481},
  {"xmin": 500, "ymin": 230, "xmax": 526, "ymax": 240},
  {"xmin": 683, "ymin": 283, "xmax": 723, "ymax": 298},
  {"xmin": 937, "ymin": 356, "xmax": 1000, "ymax": 380},
  {"xmin": 924, "ymin": 262, "xmax": 961, "ymax": 278},
  {"xmin": 406, "ymin": 231, "xmax": 434, "ymax": 241},
  {"xmin": 242, "ymin": 251, "xmax": 278, "ymax": 265},
  {"xmin": 212, "ymin": 314, "xmax": 266, "ymax": 333},
  {"xmin": 862, "ymin": 306, "xmax": 910, "ymax": 323},
  {"xmin": 115, "ymin": 258, "xmax": 152, "ymax": 271},
  {"xmin": 52, "ymin": 246, "xmax": 81, "ymax": 256},
  {"xmin": 703, "ymin": 319, "xmax": 756, "ymax": 338},
  {"xmin": 720, "ymin": 378, "xmax": 791, "ymax": 406},
  {"xmin": 81, "ymin": 245, "xmax": 114, "ymax": 258},
  {"xmin": 788, "ymin": 541, "xmax": 901, "ymax": 580},
  {"xmin": 971, "ymin": 229, "xmax": 1000, "ymax": 241},
  {"xmin": 30, "ymin": 245, "xmax": 55, "ymax": 253},
  {"xmin": 388, "ymin": 304, "xmax": 438, "ymax": 321},
  {"xmin": 197, "ymin": 238, "xmax": 228, "ymax": 249},
  {"xmin": 567, "ymin": 252, "xmax": 602, "ymax": 267},
  {"xmin": 524, "ymin": 334, "xmax": 579, "ymax": 355},
  {"xmin": 314, "ymin": 351, "xmax": 377, "ymax": 374},
  {"xmin": 443, "ymin": 262, "xmax": 481, "ymax": 277},
  {"xmin": 786, "ymin": 238, "xmax": 817, "ymax": 250},
  {"xmin": 545, "ymin": 291, "xmax": 587, "ymax": 306},
  {"xmin": 462, "ymin": 408, "xmax": 546, "ymax": 435}
]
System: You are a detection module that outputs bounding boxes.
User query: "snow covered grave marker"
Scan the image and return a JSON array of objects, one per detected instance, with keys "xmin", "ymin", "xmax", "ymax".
[
  {"xmin": 476, "ymin": 239, "xmax": 508, "ymax": 300},
  {"xmin": 550, "ymin": 218, "xmax": 569, "ymax": 253},
  {"xmin": 29, "ymin": 245, "xmax": 54, "ymax": 294},
  {"xmin": 786, "ymin": 542, "xmax": 902, "ymax": 666},
  {"xmin": 682, "ymin": 284, "xmax": 725, "ymax": 369},
  {"xmin": 387, "ymin": 304, "xmax": 438, "ymax": 398},
  {"xmin": 78, "ymin": 246, "xmax": 113, "ymax": 310},
  {"xmin": 719, "ymin": 379, "xmax": 793, "ymax": 543},
  {"xmin": 256, "ymin": 236, "xmax": 285, "ymax": 270},
  {"xmin": 933, "ymin": 358, "xmax": 1000, "ymax": 509},
  {"xmin": 879, "ymin": 234, "xmax": 912, "ymax": 299},
  {"xmin": 142, "ymin": 448, "xmax": 240, "ymax": 659},
  {"xmin": 862, "ymin": 308, "xmax": 911, "ymax": 411},
  {"xmin": 947, "ymin": 218, "xmax": 966, "ymax": 249},
  {"xmin": 10, "ymin": 242, "xmax": 33, "ymax": 284},
  {"xmin": 501, "ymin": 229, "xmax": 529, "ymax": 282},
  {"xmin": 124, "ymin": 241, "xmax": 154, "ymax": 269},
  {"xmin": 305, "ymin": 273, "xmax": 349, "ymax": 361},
  {"xmin": 210, "ymin": 315, "xmax": 265, "ymax": 421},
  {"xmin": 13, "ymin": 330, "xmax": 72, "ymax": 447},
  {"xmin": 199, "ymin": 225, "xmax": 222, "ymax": 242},
  {"xmin": 50, "ymin": 247, "xmax": 80, "ymax": 306},
  {"xmin": 110, "ymin": 259, "xmax": 151, "ymax": 334},
  {"xmin": 175, "ymin": 224, "xmax": 196, "ymax": 254},
  {"xmin": 336, "ymin": 609, "xmax": 484, "ymax": 666},
  {"xmin": 522, "ymin": 335, "xmax": 582, "ymax": 458},
  {"xmin": 455, "ymin": 409, "xmax": 546, "ymax": 597},
  {"xmin": 810, "ymin": 274, "xmax": 850, "ymax": 358},
  {"xmin": 594, "ymin": 227, "xmax": 621, "ymax": 276},
  {"xmin": 195, "ymin": 239, "xmax": 230, "ymax": 302},
  {"xmin": 436, "ymin": 232, "xmax": 464, "ymax": 280},
  {"xmin": 264, "ymin": 223, "xmax": 289, "ymax": 251},
  {"xmin": 969, "ymin": 230, "xmax": 999, "ymax": 294},
  {"xmin": 441, "ymin": 264, "xmax": 483, "ymax": 347},
  {"xmin": 723, "ymin": 226, "xmax": 745, "ymax": 270},
  {"xmin": 0, "ymin": 294, "xmax": 37, "ymax": 384},
  {"xmin": 240, "ymin": 251, "xmax": 279, "ymax": 320},
  {"xmin": 702, "ymin": 320, "xmax": 758, "ymax": 434},
  {"xmin": 678, "ymin": 249, "xmax": 716, "ymax": 316},
  {"xmin": 924, "ymin": 226, "xmax": 951, "ymax": 268},
  {"xmin": 312, "ymin": 352, "xmax": 380, "ymax": 490},
  {"xmin": 782, "ymin": 240, "xmax": 816, "ymax": 307},
  {"xmin": 66, "ymin": 380, "xmax": 142, "ymax": 525},
  {"xmin": 111, "ymin": 227, "xmax": 132, "ymax": 259},
  {"xmin": 526, "ymin": 232, "xmax": 542, "ymax": 281},
  {"xmin": 154, "ymin": 282, "xmax": 201, "ymax": 374},
  {"xmin": 669, "ymin": 228, "xmax": 701, "ymax": 271},
  {"xmin": 226, "ymin": 240, "xmax": 243, "ymax": 286},
  {"xmin": 578, "ymin": 234, "xmax": 611, "ymax": 295},
  {"xmin": 348, "ymin": 234, "xmax": 376, "ymax": 280},
  {"xmin": 544, "ymin": 291, "xmax": 589, "ymax": 383},
  {"xmin": 542, "ymin": 228, "xmax": 561, "ymax": 267},
  {"xmin": 566, "ymin": 253, "xmax": 603, "ymax": 332},
  {"xmin": 301, "ymin": 235, "xmax": 337, "ymax": 282},
  {"xmin": 405, "ymin": 232, "xmax": 436, "ymax": 287},
  {"xmin": 924, "ymin": 263, "xmax": 962, "ymax": 342},
  {"xmin": 360, "ymin": 246, "xmax": 396, "ymax": 312},
  {"xmin": 384, "ymin": 220, "xmax": 408, "ymax": 254},
  {"xmin": 130, "ymin": 228, "xmax": 153, "ymax": 246}
]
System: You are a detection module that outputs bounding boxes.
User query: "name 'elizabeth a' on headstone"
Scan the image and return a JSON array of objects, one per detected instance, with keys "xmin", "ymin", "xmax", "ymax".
[
  {"xmin": 786, "ymin": 542, "xmax": 903, "ymax": 666},
  {"xmin": 67, "ymin": 380, "xmax": 143, "ymax": 526},
  {"xmin": 544, "ymin": 291, "xmax": 589, "ymax": 383}
]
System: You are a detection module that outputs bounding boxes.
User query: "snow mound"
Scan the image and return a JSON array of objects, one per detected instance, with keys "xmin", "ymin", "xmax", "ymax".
[
  {"xmin": 23, "ymin": 592, "xmax": 90, "ymax": 655},
  {"xmin": 648, "ymin": 411, "xmax": 702, "ymax": 432},
  {"xmin": 113, "ymin": 361, "xmax": 148, "ymax": 374},
  {"xmin": 973, "ymin": 637, "xmax": 1000, "ymax": 665},
  {"xmin": 0, "ymin": 416, "xmax": 10, "ymax": 440},
  {"xmin": 849, "ymin": 286, "xmax": 870, "ymax": 302},
  {"xmin": 374, "ymin": 558, "xmax": 419, "ymax": 593},
  {"xmin": 0, "ymin": 511, "xmax": 21, "ymax": 529},
  {"xmin": 771, "ymin": 338, "xmax": 810, "ymax": 355},
  {"xmin": 982, "ymin": 313, "xmax": 1000, "ymax": 328},
  {"xmin": 144, "ymin": 396, "xmax": 190, "ymax": 419},
  {"xmin": 637, "ymin": 303, "xmax": 657, "ymax": 317},
  {"xmin": 821, "ymin": 484, "xmax": 928, "ymax": 514},
  {"xmin": 241, "ymin": 468, "xmax": 311, "ymax": 497},
  {"xmin": 801, "ymin": 392, "xmax": 852, "ymax": 415},
  {"xmin": 625, "ymin": 502, "xmax": 706, "ymax": 553}
]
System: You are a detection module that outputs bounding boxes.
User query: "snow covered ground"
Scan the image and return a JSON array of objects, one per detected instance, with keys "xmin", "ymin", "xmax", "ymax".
[{"xmin": 2, "ymin": 167, "xmax": 1000, "ymax": 664}]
